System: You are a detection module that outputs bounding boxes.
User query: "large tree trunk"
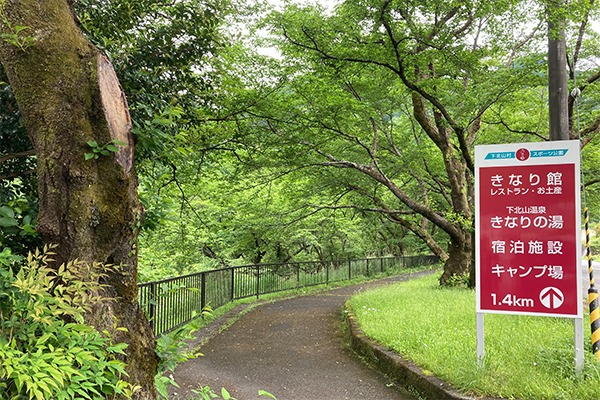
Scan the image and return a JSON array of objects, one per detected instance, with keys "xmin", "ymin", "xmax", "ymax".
[
  {"xmin": 0, "ymin": 1, "xmax": 157, "ymax": 398},
  {"xmin": 411, "ymin": 92, "xmax": 473, "ymax": 285},
  {"xmin": 439, "ymin": 231, "xmax": 472, "ymax": 285}
]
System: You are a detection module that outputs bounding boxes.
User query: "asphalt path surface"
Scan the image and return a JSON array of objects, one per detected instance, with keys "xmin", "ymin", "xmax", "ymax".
[{"xmin": 168, "ymin": 272, "xmax": 439, "ymax": 400}]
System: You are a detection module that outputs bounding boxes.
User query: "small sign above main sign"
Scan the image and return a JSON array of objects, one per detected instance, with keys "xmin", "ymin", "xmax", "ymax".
[
  {"xmin": 475, "ymin": 141, "xmax": 582, "ymax": 318},
  {"xmin": 483, "ymin": 148, "xmax": 570, "ymax": 160}
]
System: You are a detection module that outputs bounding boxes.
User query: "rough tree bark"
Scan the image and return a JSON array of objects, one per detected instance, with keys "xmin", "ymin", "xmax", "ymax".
[
  {"xmin": 548, "ymin": 0, "xmax": 569, "ymax": 141},
  {"xmin": 0, "ymin": 0, "xmax": 157, "ymax": 398},
  {"xmin": 411, "ymin": 92, "xmax": 474, "ymax": 285}
]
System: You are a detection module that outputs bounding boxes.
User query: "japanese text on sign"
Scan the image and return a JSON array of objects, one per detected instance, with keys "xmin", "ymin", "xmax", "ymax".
[{"xmin": 475, "ymin": 142, "xmax": 581, "ymax": 318}]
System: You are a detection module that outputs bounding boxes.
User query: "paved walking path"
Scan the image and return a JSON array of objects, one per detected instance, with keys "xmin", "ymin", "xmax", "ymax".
[{"xmin": 168, "ymin": 270, "xmax": 439, "ymax": 400}]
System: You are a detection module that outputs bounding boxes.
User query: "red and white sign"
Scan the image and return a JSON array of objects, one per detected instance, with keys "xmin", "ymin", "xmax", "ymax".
[{"xmin": 475, "ymin": 141, "xmax": 582, "ymax": 318}]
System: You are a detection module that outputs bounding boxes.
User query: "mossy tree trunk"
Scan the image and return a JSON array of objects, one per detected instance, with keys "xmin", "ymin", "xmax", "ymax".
[
  {"xmin": 411, "ymin": 92, "xmax": 475, "ymax": 286},
  {"xmin": 0, "ymin": 1, "xmax": 157, "ymax": 398}
]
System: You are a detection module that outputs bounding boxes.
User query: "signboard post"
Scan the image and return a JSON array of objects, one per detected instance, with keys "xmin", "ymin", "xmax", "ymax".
[{"xmin": 475, "ymin": 140, "xmax": 583, "ymax": 373}]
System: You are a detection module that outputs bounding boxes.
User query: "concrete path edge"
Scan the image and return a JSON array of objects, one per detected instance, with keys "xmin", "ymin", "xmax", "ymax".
[{"xmin": 344, "ymin": 305, "xmax": 501, "ymax": 400}]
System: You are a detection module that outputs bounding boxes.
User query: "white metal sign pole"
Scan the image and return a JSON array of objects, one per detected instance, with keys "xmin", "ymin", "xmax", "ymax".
[
  {"xmin": 476, "ymin": 312, "xmax": 484, "ymax": 368},
  {"xmin": 575, "ymin": 317, "xmax": 584, "ymax": 375}
]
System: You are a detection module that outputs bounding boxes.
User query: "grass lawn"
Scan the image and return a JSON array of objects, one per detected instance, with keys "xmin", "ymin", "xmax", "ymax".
[{"xmin": 350, "ymin": 271, "xmax": 600, "ymax": 400}]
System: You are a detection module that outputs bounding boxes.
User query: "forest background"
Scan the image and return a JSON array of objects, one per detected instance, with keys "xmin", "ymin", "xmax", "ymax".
[
  {"xmin": 2, "ymin": 0, "xmax": 600, "ymax": 286},
  {"xmin": 3, "ymin": 0, "xmax": 600, "ymax": 398}
]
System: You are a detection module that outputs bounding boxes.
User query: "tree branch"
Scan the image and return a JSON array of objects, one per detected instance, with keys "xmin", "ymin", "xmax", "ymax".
[
  {"xmin": 506, "ymin": 22, "xmax": 542, "ymax": 68},
  {"xmin": 0, "ymin": 169, "xmax": 36, "ymax": 181},
  {"xmin": 570, "ymin": 0, "xmax": 594, "ymax": 76},
  {"xmin": 483, "ymin": 111, "xmax": 548, "ymax": 141},
  {"xmin": 305, "ymin": 203, "xmax": 416, "ymax": 215},
  {"xmin": 0, "ymin": 149, "xmax": 36, "ymax": 164},
  {"xmin": 309, "ymin": 150, "xmax": 462, "ymax": 241}
]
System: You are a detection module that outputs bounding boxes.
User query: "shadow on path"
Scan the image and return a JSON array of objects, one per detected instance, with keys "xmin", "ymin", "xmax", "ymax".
[{"xmin": 168, "ymin": 270, "xmax": 439, "ymax": 400}]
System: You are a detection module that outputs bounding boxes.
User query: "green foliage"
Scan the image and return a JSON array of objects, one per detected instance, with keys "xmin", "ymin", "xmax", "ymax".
[
  {"xmin": 137, "ymin": 180, "xmax": 176, "ymax": 232},
  {"xmin": 154, "ymin": 307, "xmax": 211, "ymax": 399},
  {"xmin": 0, "ymin": 246, "xmax": 139, "ymax": 400},
  {"xmin": 190, "ymin": 386, "xmax": 235, "ymax": 400},
  {"xmin": 136, "ymin": 153, "xmax": 413, "ymax": 280},
  {"xmin": 189, "ymin": 385, "xmax": 276, "ymax": 400},
  {"xmin": 0, "ymin": 247, "xmax": 20, "ymax": 266},
  {"xmin": 84, "ymin": 139, "xmax": 127, "ymax": 161},
  {"xmin": 0, "ymin": 67, "xmax": 39, "ymax": 258},
  {"xmin": 443, "ymin": 271, "xmax": 471, "ymax": 288},
  {"xmin": 72, "ymin": 0, "xmax": 230, "ymax": 164},
  {"xmin": 0, "ymin": 0, "xmax": 35, "ymax": 52},
  {"xmin": 131, "ymin": 103, "xmax": 190, "ymax": 162},
  {"xmin": 0, "ymin": 199, "xmax": 40, "ymax": 258}
]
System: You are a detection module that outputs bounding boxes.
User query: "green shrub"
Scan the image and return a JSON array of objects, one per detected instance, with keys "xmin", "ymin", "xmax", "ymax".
[
  {"xmin": 154, "ymin": 316, "xmax": 206, "ymax": 399},
  {"xmin": 189, "ymin": 385, "xmax": 276, "ymax": 400},
  {"xmin": 0, "ymin": 199, "xmax": 41, "ymax": 258},
  {"xmin": 0, "ymin": 245, "xmax": 138, "ymax": 400}
]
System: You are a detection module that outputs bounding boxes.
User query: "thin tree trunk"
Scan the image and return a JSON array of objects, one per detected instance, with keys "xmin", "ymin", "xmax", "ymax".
[{"xmin": 548, "ymin": 0, "xmax": 569, "ymax": 140}]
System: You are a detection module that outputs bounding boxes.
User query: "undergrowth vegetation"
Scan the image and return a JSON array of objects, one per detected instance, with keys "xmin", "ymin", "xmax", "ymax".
[
  {"xmin": 350, "ymin": 272, "xmax": 600, "ymax": 400},
  {"xmin": 0, "ymin": 246, "xmax": 138, "ymax": 400}
]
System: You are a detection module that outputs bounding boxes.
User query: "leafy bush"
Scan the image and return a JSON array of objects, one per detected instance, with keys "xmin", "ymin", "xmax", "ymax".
[
  {"xmin": 0, "ymin": 199, "xmax": 40, "ymax": 258},
  {"xmin": 0, "ymin": 245, "xmax": 138, "ymax": 400},
  {"xmin": 154, "ymin": 307, "xmax": 210, "ymax": 399}
]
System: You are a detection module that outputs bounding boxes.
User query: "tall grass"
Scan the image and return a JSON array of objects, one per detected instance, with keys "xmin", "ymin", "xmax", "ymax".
[{"xmin": 350, "ymin": 273, "xmax": 600, "ymax": 400}]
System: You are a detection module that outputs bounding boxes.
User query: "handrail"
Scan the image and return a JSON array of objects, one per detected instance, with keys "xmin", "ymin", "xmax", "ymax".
[{"xmin": 137, "ymin": 255, "xmax": 439, "ymax": 336}]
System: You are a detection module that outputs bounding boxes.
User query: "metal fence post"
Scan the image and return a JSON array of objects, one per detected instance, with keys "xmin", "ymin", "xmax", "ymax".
[
  {"xmin": 231, "ymin": 267, "xmax": 235, "ymax": 301},
  {"xmin": 296, "ymin": 263, "xmax": 300, "ymax": 289},
  {"xmin": 326, "ymin": 262, "xmax": 329, "ymax": 285},
  {"xmin": 348, "ymin": 259, "xmax": 352, "ymax": 280},
  {"xmin": 149, "ymin": 282, "xmax": 156, "ymax": 333},
  {"xmin": 256, "ymin": 266, "xmax": 260, "ymax": 299},
  {"xmin": 201, "ymin": 272, "xmax": 206, "ymax": 313}
]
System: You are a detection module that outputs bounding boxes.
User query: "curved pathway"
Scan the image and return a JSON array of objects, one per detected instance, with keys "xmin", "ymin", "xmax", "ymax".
[{"xmin": 169, "ymin": 270, "xmax": 438, "ymax": 400}]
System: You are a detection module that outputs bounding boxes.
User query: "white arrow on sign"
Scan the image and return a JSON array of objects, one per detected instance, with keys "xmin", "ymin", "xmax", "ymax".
[{"xmin": 539, "ymin": 287, "xmax": 564, "ymax": 309}]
